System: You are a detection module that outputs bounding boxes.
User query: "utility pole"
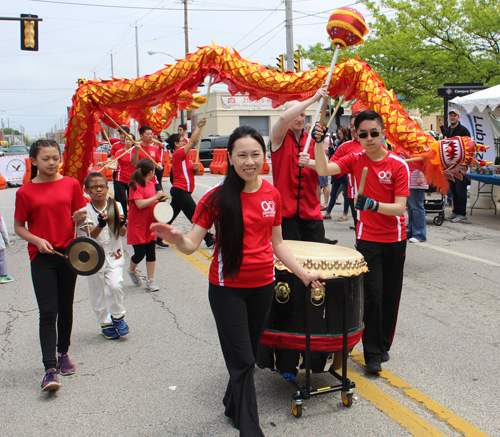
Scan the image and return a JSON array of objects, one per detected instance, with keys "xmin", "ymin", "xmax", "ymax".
[
  {"xmin": 110, "ymin": 53, "xmax": 114, "ymax": 77},
  {"xmin": 183, "ymin": 0, "xmax": 189, "ymax": 55},
  {"xmin": 285, "ymin": 0, "xmax": 294, "ymax": 71},
  {"xmin": 135, "ymin": 24, "xmax": 140, "ymax": 77}
]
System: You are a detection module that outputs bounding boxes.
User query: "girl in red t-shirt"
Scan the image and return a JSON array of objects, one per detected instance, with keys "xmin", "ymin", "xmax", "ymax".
[
  {"xmin": 152, "ymin": 126, "xmax": 324, "ymax": 436},
  {"xmin": 165, "ymin": 118, "xmax": 214, "ymax": 248},
  {"xmin": 127, "ymin": 159, "xmax": 166, "ymax": 292},
  {"xmin": 14, "ymin": 139, "xmax": 87, "ymax": 392}
]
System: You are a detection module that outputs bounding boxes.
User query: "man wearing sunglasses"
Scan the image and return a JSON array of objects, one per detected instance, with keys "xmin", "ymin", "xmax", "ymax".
[{"xmin": 300, "ymin": 110, "xmax": 409, "ymax": 375}]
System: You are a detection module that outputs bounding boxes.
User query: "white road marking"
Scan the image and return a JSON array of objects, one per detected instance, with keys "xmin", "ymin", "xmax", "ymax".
[{"xmin": 424, "ymin": 243, "xmax": 500, "ymax": 267}]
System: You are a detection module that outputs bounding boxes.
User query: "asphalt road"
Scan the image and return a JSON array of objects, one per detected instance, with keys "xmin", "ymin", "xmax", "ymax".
[{"xmin": 0, "ymin": 173, "xmax": 499, "ymax": 437}]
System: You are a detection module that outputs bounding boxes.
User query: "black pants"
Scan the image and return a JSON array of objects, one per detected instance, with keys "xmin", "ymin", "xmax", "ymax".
[
  {"xmin": 450, "ymin": 177, "xmax": 468, "ymax": 217},
  {"xmin": 31, "ymin": 252, "xmax": 78, "ymax": 371},
  {"xmin": 281, "ymin": 214, "xmax": 325, "ymax": 242},
  {"xmin": 114, "ymin": 180, "xmax": 129, "ymax": 220},
  {"xmin": 348, "ymin": 197, "xmax": 358, "ymax": 228},
  {"xmin": 131, "ymin": 240, "xmax": 156, "ymax": 264},
  {"xmin": 209, "ymin": 282, "xmax": 274, "ymax": 437},
  {"xmin": 155, "ymin": 168, "xmax": 165, "ymax": 191},
  {"xmin": 169, "ymin": 187, "xmax": 212, "ymax": 244},
  {"xmin": 356, "ymin": 239, "xmax": 406, "ymax": 365}
]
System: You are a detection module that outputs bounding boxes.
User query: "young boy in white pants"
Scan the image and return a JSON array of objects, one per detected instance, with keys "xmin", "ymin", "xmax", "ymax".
[{"xmin": 82, "ymin": 172, "xmax": 130, "ymax": 339}]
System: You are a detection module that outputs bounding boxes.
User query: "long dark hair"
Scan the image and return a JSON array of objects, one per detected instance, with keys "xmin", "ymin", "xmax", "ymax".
[
  {"xmin": 202, "ymin": 125, "xmax": 266, "ymax": 280},
  {"xmin": 129, "ymin": 158, "xmax": 154, "ymax": 190},
  {"xmin": 337, "ymin": 125, "xmax": 350, "ymax": 145}
]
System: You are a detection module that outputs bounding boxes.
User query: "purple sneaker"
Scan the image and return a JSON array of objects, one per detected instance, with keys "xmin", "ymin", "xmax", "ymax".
[
  {"xmin": 57, "ymin": 353, "xmax": 77, "ymax": 376},
  {"xmin": 41, "ymin": 368, "xmax": 61, "ymax": 391}
]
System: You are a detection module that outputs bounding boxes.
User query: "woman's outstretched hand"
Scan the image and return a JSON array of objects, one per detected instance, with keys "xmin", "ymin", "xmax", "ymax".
[{"xmin": 150, "ymin": 223, "xmax": 183, "ymax": 245}]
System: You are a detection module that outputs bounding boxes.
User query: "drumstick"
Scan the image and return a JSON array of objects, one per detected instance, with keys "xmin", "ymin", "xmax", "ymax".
[
  {"xmin": 50, "ymin": 250, "xmax": 65, "ymax": 258},
  {"xmin": 195, "ymin": 72, "xmax": 213, "ymax": 163},
  {"xmin": 358, "ymin": 167, "xmax": 369, "ymax": 196},
  {"xmin": 103, "ymin": 113, "xmax": 160, "ymax": 168},
  {"xmin": 326, "ymin": 95, "xmax": 346, "ymax": 129}
]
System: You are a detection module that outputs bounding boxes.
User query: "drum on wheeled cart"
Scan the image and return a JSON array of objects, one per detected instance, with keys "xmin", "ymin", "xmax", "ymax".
[{"xmin": 256, "ymin": 241, "xmax": 367, "ymax": 417}]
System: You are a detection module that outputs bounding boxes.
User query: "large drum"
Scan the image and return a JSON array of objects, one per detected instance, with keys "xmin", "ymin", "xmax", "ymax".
[{"xmin": 258, "ymin": 241, "xmax": 367, "ymax": 374}]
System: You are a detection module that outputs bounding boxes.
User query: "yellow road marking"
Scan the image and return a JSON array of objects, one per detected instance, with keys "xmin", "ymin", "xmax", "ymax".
[
  {"xmin": 351, "ymin": 351, "xmax": 490, "ymax": 437},
  {"xmin": 171, "ymin": 248, "xmax": 490, "ymax": 437}
]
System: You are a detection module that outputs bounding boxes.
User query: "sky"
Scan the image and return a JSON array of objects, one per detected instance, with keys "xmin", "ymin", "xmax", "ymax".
[{"xmin": 0, "ymin": 0, "xmax": 377, "ymax": 138}]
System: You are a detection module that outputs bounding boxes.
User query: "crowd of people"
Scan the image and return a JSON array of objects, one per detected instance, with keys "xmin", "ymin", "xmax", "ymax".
[{"xmin": 4, "ymin": 89, "xmax": 471, "ymax": 436}]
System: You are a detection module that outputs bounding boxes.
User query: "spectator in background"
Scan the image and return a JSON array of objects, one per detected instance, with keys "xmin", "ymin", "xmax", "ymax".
[
  {"xmin": 439, "ymin": 109, "xmax": 471, "ymax": 223},
  {"xmin": 407, "ymin": 116, "xmax": 428, "ymax": 243},
  {"xmin": 324, "ymin": 125, "xmax": 350, "ymax": 222}
]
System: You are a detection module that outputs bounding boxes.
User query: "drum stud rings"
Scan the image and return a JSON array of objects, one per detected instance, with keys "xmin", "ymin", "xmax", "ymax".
[
  {"xmin": 311, "ymin": 286, "xmax": 326, "ymax": 306},
  {"xmin": 275, "ymin": 282, "xmax": 291, "ymax": 304}
]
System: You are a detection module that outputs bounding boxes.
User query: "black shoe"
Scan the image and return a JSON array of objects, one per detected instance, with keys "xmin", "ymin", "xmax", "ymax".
[
  {"xmin": 324, "ymin": 237, "xmax": 338, "ymax": 245},
  {"xmin": 156, "ymin": 240, "xmax": 169, "ymax": 249},
  {"xmin": 349, "ymin": 226, "xmax": 356, "ymax": 230},
  {"xmin": 365, "ymin": 362, "xmax": 382, "ymax": 374},
  {"xmin": 382, "ymin": 352, "xmax": 390, "ymax": 362},
  {"xmin": 205, "ymin": 233, "xmax": 216, "ymax": 248}
]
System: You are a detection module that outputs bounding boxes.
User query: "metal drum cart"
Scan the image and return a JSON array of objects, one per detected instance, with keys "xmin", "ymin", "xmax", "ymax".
[{"xmin": 257, "ymin": 241, "xmax": 367, "ymax": 417}]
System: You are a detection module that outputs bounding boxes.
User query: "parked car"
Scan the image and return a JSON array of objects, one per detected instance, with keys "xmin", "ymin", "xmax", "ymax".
[
  {"xmin": 96, "ymin": 141, "xmax": 111, "ymax": 155},
  {"xmin": 198, "ymin": 135, "xmax": 230, "ymax": 167},
  {"xmin": 5, "ymin": 145, "xmax": 29, "ymax": 155}
]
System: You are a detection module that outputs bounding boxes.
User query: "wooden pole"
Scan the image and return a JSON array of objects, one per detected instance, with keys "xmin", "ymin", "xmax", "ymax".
[
  {"xmin": 195, "ymin": 73, "xmax": 213, "ymax": 163},
  {"xmin": 326, "ymin": 95, "xmax": 346, "ymax": 129},
  {"xmin": 103, "ymin": 113, "xmax": 160, "ymax": 168}
]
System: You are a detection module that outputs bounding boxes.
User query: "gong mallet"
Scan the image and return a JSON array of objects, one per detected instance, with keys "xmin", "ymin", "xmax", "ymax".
[
  {"xmin": 303, "ymin": 44, "xmax": 341, "ymax": 155},
  {"xmin": 355, "ymin": 167, "xmax": 369, "ymax": 210},
  {"xmin": 195, "ymin": 72, "xmax": 213, "ymax": 163},
  {"xmin": 103, "ymin": 113, "xmax": 161, "ymax": 169}
]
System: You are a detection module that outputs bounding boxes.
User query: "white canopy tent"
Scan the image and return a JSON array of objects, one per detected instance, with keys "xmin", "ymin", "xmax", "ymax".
[{"xmin": 450, "ymin": 84, "xmax": 500, "ymax": 113}]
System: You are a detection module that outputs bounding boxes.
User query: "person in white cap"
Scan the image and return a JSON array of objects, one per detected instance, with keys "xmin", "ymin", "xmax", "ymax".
[{"xmin": 439, "ymin": 109, "xmax": 471, "ymax": 223}]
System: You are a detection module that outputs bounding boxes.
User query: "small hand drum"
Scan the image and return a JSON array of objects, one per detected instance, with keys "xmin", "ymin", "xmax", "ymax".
[
  {"xmin": 152, "ymin": 202, "xmax": 174, "ymax": 223},
  {"xmin": 65, "ymin": 236, "xmax": 105, "ymax": 276},
  {"xmin": 106, "ymin": 197, "xmax": 121, "ymax": 240}
]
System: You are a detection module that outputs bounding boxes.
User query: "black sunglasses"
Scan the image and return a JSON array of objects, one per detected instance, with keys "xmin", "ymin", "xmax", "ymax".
[{"xmin": 358, "ymin": 131, "xmax": 383, "ymax": 139}]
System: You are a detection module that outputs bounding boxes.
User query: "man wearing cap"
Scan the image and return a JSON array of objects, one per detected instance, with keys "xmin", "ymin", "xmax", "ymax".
[{"xmin": 439, "ymin": 109, "xmax": 471, "ymax": 223}]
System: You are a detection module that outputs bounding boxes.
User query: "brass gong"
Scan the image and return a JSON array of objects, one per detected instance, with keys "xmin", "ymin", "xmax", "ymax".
[
  {"xmin": 66, "ymin": 236, "xmax": 105, "ymax": 276},
  {"xmin": 106, "ymin": 197, "xmax": 121, "ymax": 240}
]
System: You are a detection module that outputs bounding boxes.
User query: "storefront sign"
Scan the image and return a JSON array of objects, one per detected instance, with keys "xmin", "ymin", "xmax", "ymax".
[{"xmin": 220, "ymin": 95, "xmax": 282, "ymax": 110}]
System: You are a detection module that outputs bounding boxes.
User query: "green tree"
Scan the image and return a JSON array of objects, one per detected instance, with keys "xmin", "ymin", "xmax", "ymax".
[{"xmin": 299, "ymin": 0, "xmax": 500, "ymax": 114}]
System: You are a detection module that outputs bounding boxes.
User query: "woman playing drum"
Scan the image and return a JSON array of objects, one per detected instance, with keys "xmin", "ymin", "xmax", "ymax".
[{"xmin": 152, "ymin": 126, "xmax": 325, "ymax": 436}]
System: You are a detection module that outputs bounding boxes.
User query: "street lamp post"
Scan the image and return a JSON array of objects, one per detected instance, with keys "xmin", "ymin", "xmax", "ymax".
[{"xmin": 147, "ymin": 50, "xmax": 176, "ymax": 60}]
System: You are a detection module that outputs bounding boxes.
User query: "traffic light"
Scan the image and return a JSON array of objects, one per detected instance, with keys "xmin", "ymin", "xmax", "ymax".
[
  {"xmin": 294, "ymin": 50, "xmax": 301, "ymax": 72},
  {"xmin": 276, "ymin": 54, "xmax": 284, "ymax": 73},
  {"xmin": 20, "ymin": 14, "xmax": 38, "ymax": 51}
]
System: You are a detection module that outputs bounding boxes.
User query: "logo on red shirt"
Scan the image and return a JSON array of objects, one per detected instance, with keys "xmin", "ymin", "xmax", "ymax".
[
  {"xmin": 261, "ymin": 200, "xmax": 276, "ymax": 217},
  {"xmin": 378, "ymin": 171, "xmax": 392, "ymax": 184}
]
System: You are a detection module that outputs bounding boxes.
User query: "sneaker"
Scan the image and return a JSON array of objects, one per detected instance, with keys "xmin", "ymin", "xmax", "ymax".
[
  {"xmin": 205, "ymin": 232, "xmax": 216, "ymax": 248},
  {"xmin": 451, "ymin": 215, "xmax": 467, "ymax": 223},
  {"xmin": 57, "ymin": 353, "xmax": 76, "ymax": 376},
  {"xmin": 382, "ymin": 352, "xmax": 390, "ymax": 362},
  {"xmin": 324, "ymin": 237, "xmax": 338, "ymax": 245},
  {"xmin": 409, "ymin": 237, "xmax": 421, "ymax": 243},
  {"xmin": 101, "ymin": 326, "xmax": 120, "ymax": 340},
  {"xmin": 146, "ymin": 279, "xmax": 160, "ymax": 292},
  {"xmin": 128, "ymin": 269, "xmax": 143, "ymax": 287},
  {"xmin": 156, "ymin": 240, "xmax": 169, "ymax": 249},
  {"xmin": 111, "ymin": 316, "xmax": 130, "ymax": 336},
  {"xmin": 0, "ymin": 275, "xmax": 14, "ymax": 284},
  {"xmin": 338, "ymin": 216, "xmax": 349, "ymax": 222},
  {"xmin": 445, "ymin": 213, "xmax": 458, "ymax": 221},
  {"xmin": 41, "ymin": 368, "xmax": 61, "ymax": 391}
]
